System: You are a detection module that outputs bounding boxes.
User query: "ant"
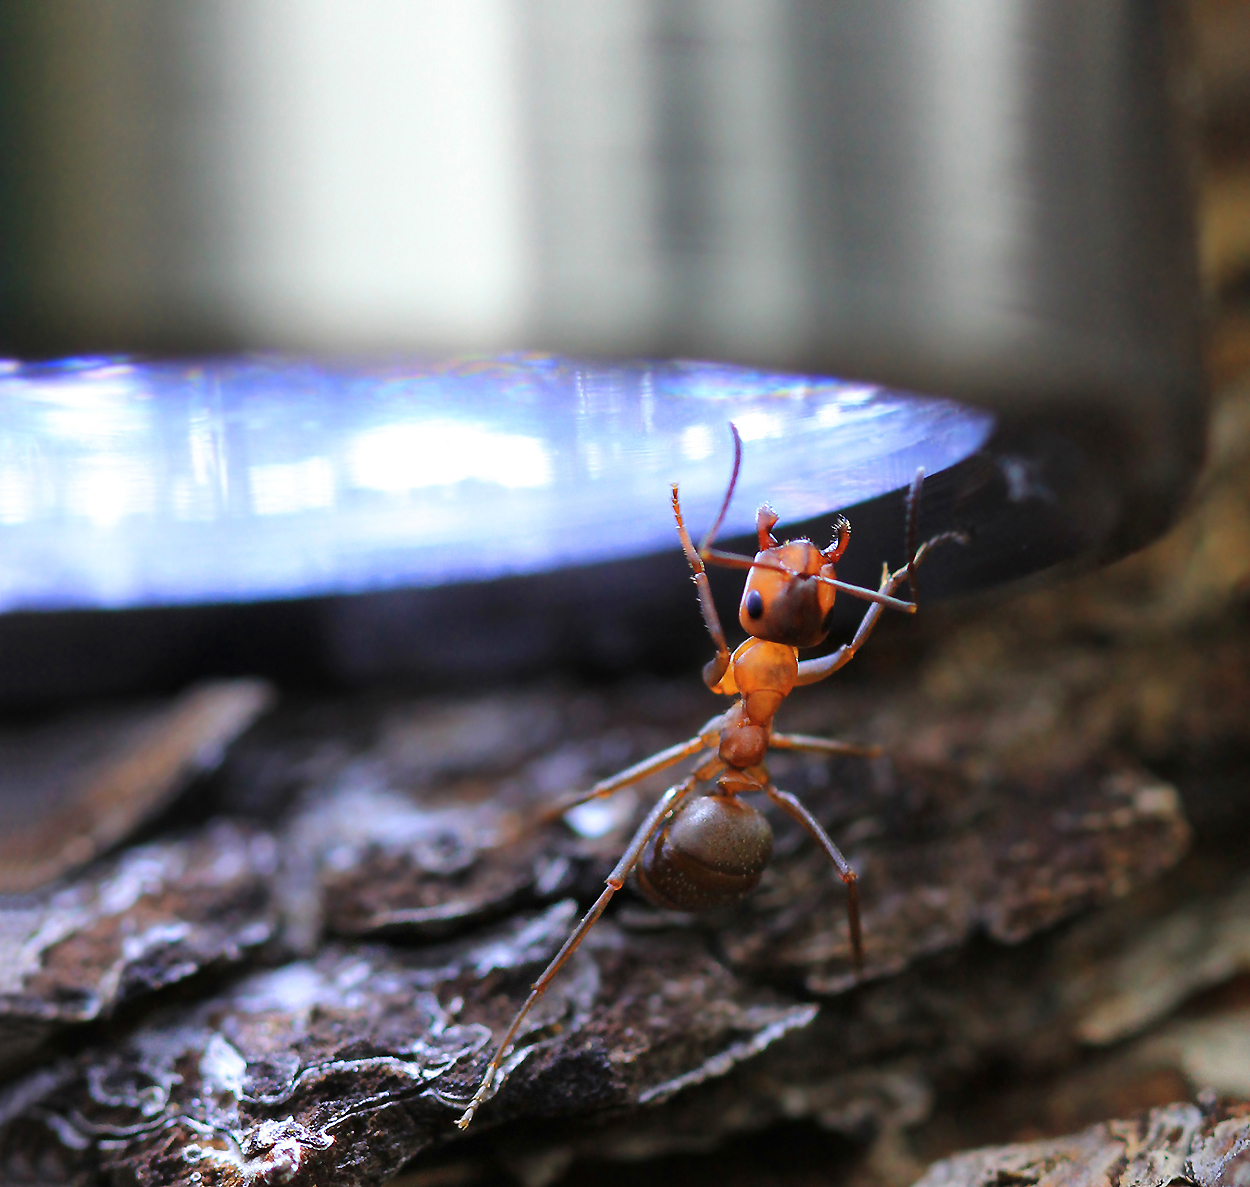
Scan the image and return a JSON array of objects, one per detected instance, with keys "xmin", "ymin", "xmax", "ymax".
[{"xmin": 454, "ymin": 425, "xmax": 962, "ymax": 1129}]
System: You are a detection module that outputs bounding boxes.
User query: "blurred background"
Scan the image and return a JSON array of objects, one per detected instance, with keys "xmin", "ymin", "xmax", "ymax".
[
  {"xmin": 0, "ymin": 1, "xmax": 1203, "ymax": 373},
  {"xmin": 0, "ymin": 0, "xmax": 1213, "ymax": 707}
]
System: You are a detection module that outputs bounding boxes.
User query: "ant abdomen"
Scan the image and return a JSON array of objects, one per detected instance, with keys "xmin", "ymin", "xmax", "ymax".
[{"xmin": 636, "ymin": 795, "xmax": 774, "ymax": 912}]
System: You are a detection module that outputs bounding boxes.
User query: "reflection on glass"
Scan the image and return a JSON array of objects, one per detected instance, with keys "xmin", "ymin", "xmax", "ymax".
[
  {"xmin": 346, "ymin": 422, "xmax": 553, "ymax": 492},
  {"xmin": 0, "ymin": 355, "xmax": 994, "ymax": 610}
]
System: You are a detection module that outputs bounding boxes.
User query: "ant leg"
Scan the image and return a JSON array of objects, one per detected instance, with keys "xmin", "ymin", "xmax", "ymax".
[
  {"xmin": 538, "ymin": 732, "xmax": 714, "ymax": 822},
  {"xmin": 673, "ymin": 423, "xmax": 744, "ymax": 689},
  {"xmin": 456, "ymin": 764, "xmax": 715, "ymax": 1129},
  {"xmin": 765, "ymin": 785, "xmax": 863, "ymax": 972},
  {"xmin": 769, "ymin": 732, "xmax": 881, "ymax": 759},
  {"xmin": 793, "ymin": 558, "xmax": 903, "ymax": 686},
  {"xmin": 904, "ymin": 468, "xmax": 923, "ymax": 604},
  {"xmin": 902, "ymin": 468, "xmax": 971, "ymax": 601},
  {"xmin": 912, "ymin": 530, "xmax": 968, "ymax": 566},
  {"xmin": 795, "ymin": 533, "xmax": 965, "ymax": 686},
  {"xmin": 673, "ymin": 484, "xmax": 732, "ymax": 688},
  {"xmin": 796, "ymin": 469, "xmax": 927, "ymax": 687}
]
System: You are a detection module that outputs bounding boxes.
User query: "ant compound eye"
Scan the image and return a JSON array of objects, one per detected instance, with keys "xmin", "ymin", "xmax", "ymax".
[{"xmin": 745, "ymin": 589, "xmax": 765, "ymax": 619}]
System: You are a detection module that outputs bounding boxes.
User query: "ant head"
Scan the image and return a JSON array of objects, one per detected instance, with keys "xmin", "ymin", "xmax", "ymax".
[
  {"xmin": 739, "ymin": 537, "xmax": 838, "ymax": 647},
  {"xmin": 691, "ymin": 426, "xmax": 867, "ymax": 647}
]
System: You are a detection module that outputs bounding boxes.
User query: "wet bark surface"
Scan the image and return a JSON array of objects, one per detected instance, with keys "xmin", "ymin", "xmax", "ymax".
[
  {"xmin": 0, "ymin": 681, "xmax": 272, "ymax": 895},
  {"xmin": 0, "ymin": 821, "xmax": 279, "ymax": 1075},
  {"xmin": 914, "ymin": 1100, "xmax": 1250, "ymax": 1187}
]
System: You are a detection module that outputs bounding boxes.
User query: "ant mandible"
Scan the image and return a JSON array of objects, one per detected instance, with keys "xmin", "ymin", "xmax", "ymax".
[{"xmin": 455, "ymin": 424, "xmax": 962, "ymax": 1129}]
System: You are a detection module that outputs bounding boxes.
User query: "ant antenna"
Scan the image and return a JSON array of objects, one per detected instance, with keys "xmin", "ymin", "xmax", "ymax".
[
  {"xmin": 692, "ymin": 425, "xmax": 915, "ymax": 614},
  {"xmin": 699, "ymin": 549, "xmax": 916, "ymax": 612},
  {"xmin": 699, "ymin": 424, "xmax": 743, "ymax": 554}
]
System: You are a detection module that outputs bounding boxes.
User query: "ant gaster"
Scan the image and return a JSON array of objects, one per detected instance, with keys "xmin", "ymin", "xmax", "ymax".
[{"xmin": 454, "ymin": 425, "xmax": 962, "ymax": 1129}]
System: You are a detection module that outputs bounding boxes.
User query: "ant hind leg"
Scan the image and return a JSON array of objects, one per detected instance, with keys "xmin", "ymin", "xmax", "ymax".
[
  {"xmin": 764, "ymin": 785, "xmax": 863, "ymax": 973},
  {"xmin": 455, "ymin": 767, "xmax": 709, "ymax": 1129}
]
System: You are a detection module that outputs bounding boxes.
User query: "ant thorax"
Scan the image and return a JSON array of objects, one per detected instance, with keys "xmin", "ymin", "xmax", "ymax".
[{"xmin": 709, "ymin": 637, "xmax": 798, "ymax": 730}]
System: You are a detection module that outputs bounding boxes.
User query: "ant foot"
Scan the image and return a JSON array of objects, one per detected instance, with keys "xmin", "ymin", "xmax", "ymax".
[{"xmin": 455, "ymin": 1082, "xmax": 492, "ymax": 1130}]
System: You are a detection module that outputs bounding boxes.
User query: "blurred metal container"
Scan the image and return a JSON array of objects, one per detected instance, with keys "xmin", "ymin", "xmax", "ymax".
[{"xmin": 0, "ymin": 1, "xmax": 1203, "ymax": 567}]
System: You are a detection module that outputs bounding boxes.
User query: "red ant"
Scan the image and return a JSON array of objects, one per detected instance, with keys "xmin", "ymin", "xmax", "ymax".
[{"xmin": 455, "ymin": 425, "xmax": 961, "ymax": 1129}]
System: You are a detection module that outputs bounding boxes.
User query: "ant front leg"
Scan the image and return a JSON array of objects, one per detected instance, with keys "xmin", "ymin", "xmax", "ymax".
[
  {"xmin": 673, "ymin": 483, "xmax": 732, "ymax": 688},
  {"xmin": 795, "ymin": 472, "xmax": 966, "ymax": 687},
  {"xmin": 455, "ymin": 760, "xmax": 719, "ymax": 1130},
  {"xmin": 904, "ymin": 465, "xmax": 969, "ymax": 589},
  {"xmin": 765, "ymin": 785, "xmax": 864, "ymax": 972},
  {"xmin": 792, "ymin": 558, "xmax": 912, "ymax": 686},
  {"xmin": 672, "ymin": 424, "xmax": 744, "ymax": 688}
]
